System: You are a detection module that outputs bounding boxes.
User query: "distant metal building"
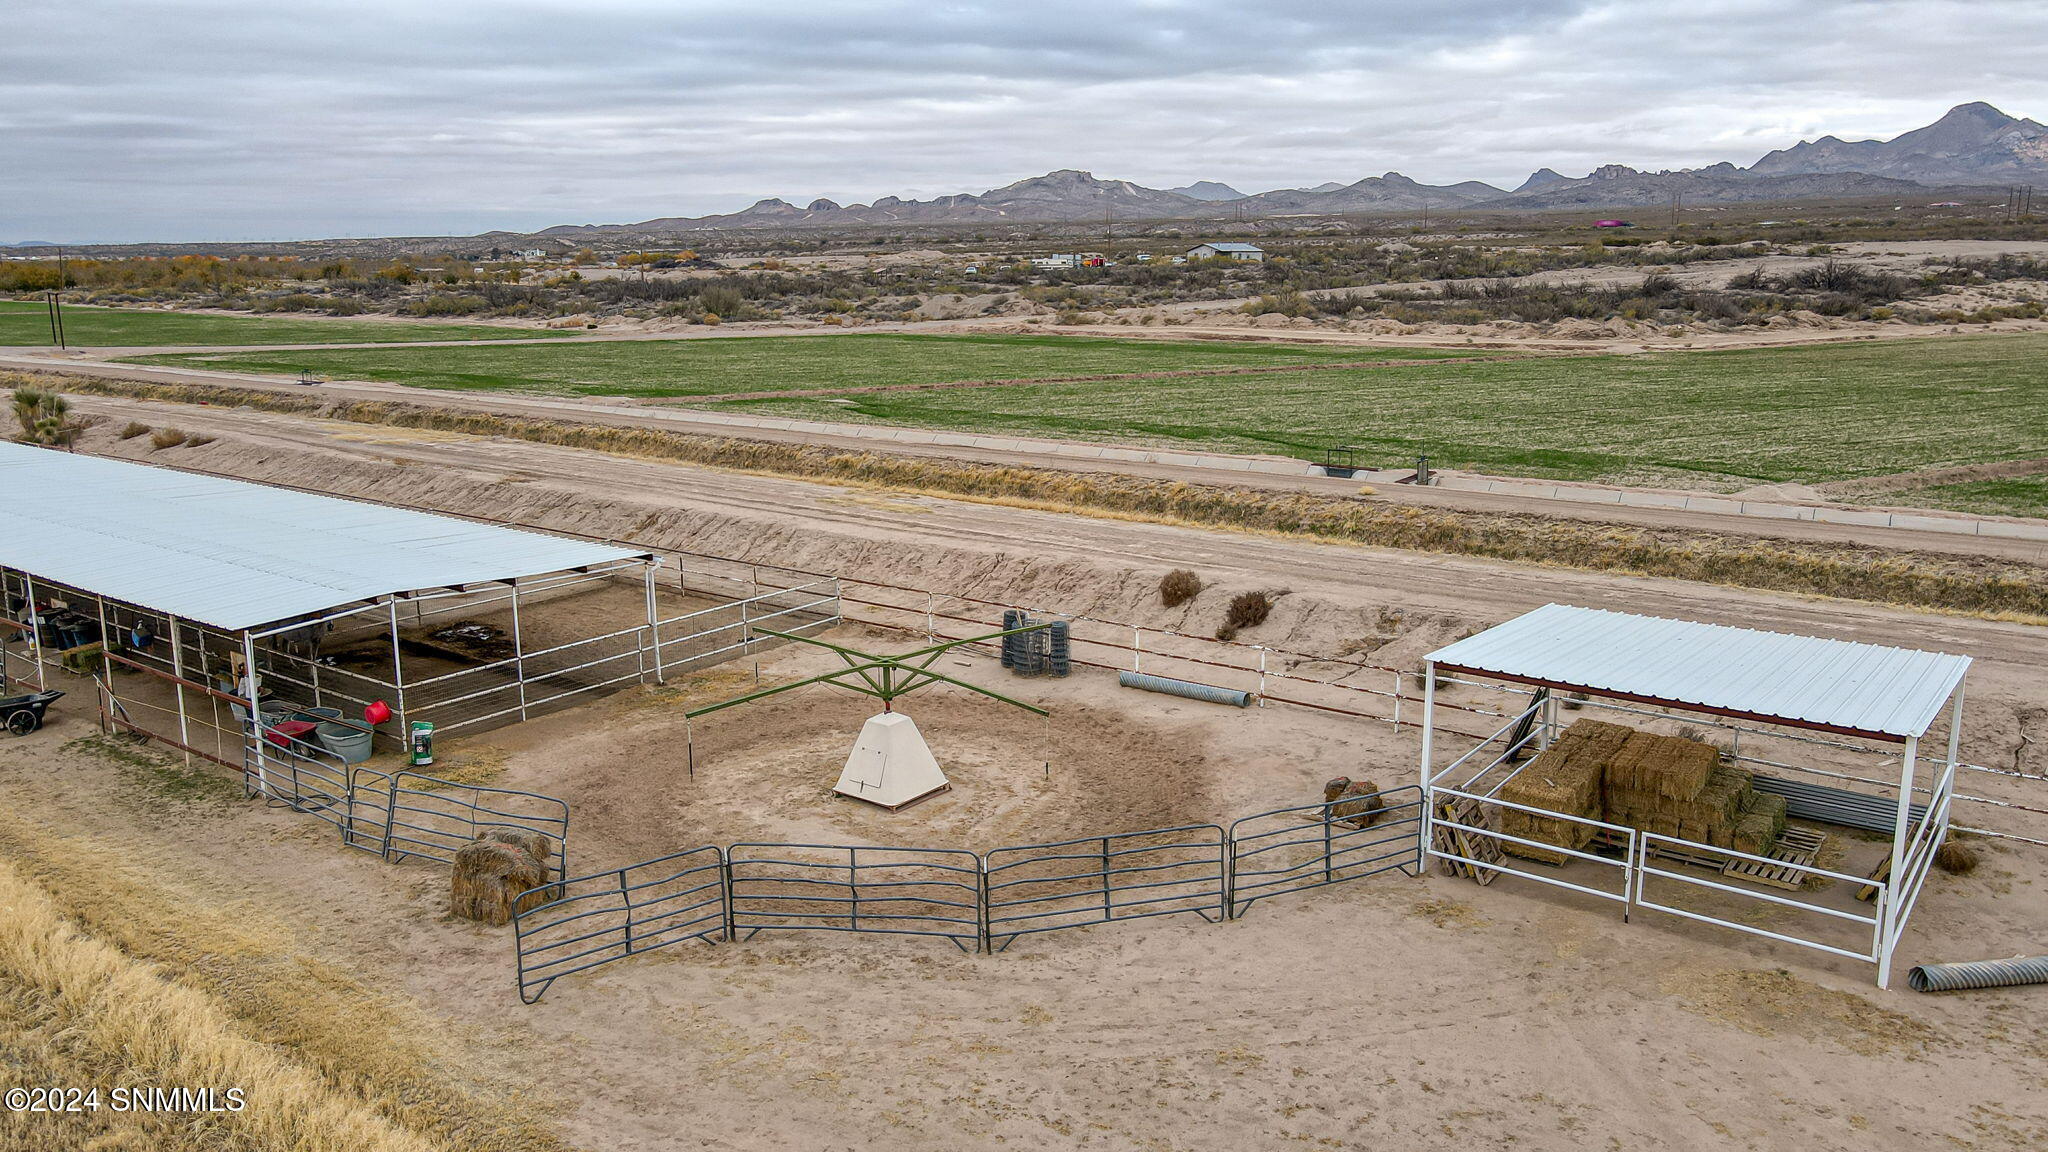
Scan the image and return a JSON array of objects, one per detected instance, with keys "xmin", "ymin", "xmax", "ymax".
[{"xmin": 1186, "ymin": 242, "xmax": 1264, "ymax": 262}]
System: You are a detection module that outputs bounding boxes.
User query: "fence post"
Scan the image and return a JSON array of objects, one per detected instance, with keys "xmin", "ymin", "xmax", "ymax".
[
  {"xmin": 1132, "ymin": 627, "xmax": 1142, "ymax": 674},
  {"xmin": 1100, "ymin": 836, "xmax": 1112, "ymax": 920},
  {"xmin": 1257, "ymin": 648, "xmax": 1267, "ymax": 705},
  {"xmin": 380, "ymin": 773, "xmax": 400, "ymax": 861},
  {"xmin": 1391, "ymin": 671, "xmax": 1403, "ymax": 729},
  {"xmin": 848, "ymin": 847, "xmax": 860, "ymax": 934},
  {"xmin": 1322, "ymin": 805, "xmax": 1334, "ymax": 883},
  {"xmin": 620, "ymin": 868, "xmax": 636, "ymax": 954},
  {"xmin": 926, "ymin": 592, "xmax": 936, "ymax": 643},
  {"xmin": 720, "ymin": 848, "xmax": 736, "ymax": 942},
  {"xmin": 977, "ymin": 854, "xmax": 991, "ymax": 954}
]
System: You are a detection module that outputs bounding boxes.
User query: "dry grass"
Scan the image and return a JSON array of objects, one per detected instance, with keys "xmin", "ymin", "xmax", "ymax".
[
  {"xmin": 1158, "ymin": 568, "xmax": 1202, "ymax": 608},
  {"xmin": 0, "ymin": 812, "xmax": 569, "ymax": 1152},
  {"xmin": 0, "ymin": 854, "xmax": 436, "ymax": 1152},
  {"xmin": 118, "ymin": 420, "xmax": 151, "ymax": 439},
  {"xmin": 149, "ymin": 426, "xmax": 189, "ymax": 450},
  {"xmin": 25, "ymin": 371, "xmax": 2048, "ymax": 620}
]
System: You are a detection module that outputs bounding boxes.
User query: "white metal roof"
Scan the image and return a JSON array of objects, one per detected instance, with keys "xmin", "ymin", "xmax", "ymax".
[
  {"xmin": 1194, "ymin": 242, "xmax": 1263, "ymax": 252},
  {"xmin": 1426, "ymin": 603, "xmax": 1969, "ymax": 741},
  {"xmin": 0, "ymin": 442, "xmax": 651, "ymax": 632}
]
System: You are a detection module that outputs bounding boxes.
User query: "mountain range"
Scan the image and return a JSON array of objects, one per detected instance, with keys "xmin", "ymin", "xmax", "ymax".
[{"xmin": 539, "ymin": 102, "xmax": 2042, "ymax": 234}]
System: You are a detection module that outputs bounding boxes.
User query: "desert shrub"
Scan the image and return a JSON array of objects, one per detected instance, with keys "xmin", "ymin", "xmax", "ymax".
[
  {"xmin": 118, "ymin": 420, "xmax": 151, "ymax": 439},
  {"xmin": 1224, "ymin": 591, "xmax": 1272, "ymax": 632},
  {"xmin": 1159, "ymin": 569, "xmax": 1202, "ymax": 607},
  {"xmin": 1934, "ymin": 840, "xmax": 1980, "ymax": 875},
  {"xmin": 149, "ymin": 427, "xmax": 188, "ymax": 450},
  {"xmin": 698, "ymin": 285, "xmax": 745, "ymax": 316},
  {"xmin": 184, "ymin": 434, "xmax": 216, "ymax": 447},
  {"xmin": 10, "ymin": 387, "xmax": 81, "ymax": 447}
]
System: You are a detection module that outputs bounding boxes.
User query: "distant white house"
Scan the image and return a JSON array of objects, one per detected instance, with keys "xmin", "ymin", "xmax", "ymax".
[
  {"xmin": 1187, "ymin": 242, "xmax": 1264, "ymax": 262},
  {"xmin": 1030, "ymin": 254, "xmax": 1083, "ymax": 270}
]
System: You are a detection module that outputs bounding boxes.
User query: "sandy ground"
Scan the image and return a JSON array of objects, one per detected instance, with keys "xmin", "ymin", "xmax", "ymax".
[{"xmin": 4, "ymin": 651, "xmax": 2046, "ymax": 1152}]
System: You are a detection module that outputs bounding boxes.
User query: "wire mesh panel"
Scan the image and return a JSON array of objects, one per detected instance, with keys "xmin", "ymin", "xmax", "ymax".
[
  {"xmin": 385, "ymin": 772, "xmax": 570, "ymax": 879},
  {"xmin": 512, "ymin": 846, "xmax": 726, "ymax": 1004},
  {"xmin": 983, "ymin": 824, "xmax": 1226, "ymax": 951},
  {"xmin": 726, "ymin": 843, "xmax": 982, "ymax": 950},
  {"xmin": 1227, "ymin": 786, "xmax": 1424, "ymax": 917}
]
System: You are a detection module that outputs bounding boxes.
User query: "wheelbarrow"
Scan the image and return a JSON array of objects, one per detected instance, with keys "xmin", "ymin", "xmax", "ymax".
[{"xmin": 1, "ymin": 689, "xmax": 62, "ymax": 736}]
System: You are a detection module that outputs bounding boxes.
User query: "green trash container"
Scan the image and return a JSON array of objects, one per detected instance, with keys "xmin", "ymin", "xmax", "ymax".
[{"xmin": 408, "ymin": 721, "xmax": 435, "ymax": 768}]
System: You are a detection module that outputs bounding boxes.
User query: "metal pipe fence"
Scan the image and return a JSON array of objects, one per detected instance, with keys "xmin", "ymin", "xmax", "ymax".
[
  {"xmin": 984, "ymin": 824, "xmax": 1226, "ymax": 951},
  {"xmin": 509, "ymin": 784, "xmax": 1429, "ymax": 1001},
  {"xmin": 727, "ymin": 843, "xmax": 985, "ymax": 950},
  {"xmin": 1227, "ymin": 787, "xmax": 1425, "ymax": 917},
  {"xmin": 513, "ymin": 846, "xmax": 726, "ymax": 1005}
]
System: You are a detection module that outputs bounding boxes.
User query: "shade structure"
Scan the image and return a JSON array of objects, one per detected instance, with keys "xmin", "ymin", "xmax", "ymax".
[
  {"xmin": 834, "ymin": 713, "xmax": 951, "ymax": 810},
  {"xmin": 0, "ymin": 441, "xmax": 651, "ymax": 631},
  {"xmin": 1426, "ymin": 603, "xmax": 1969, "ymax": 742}
]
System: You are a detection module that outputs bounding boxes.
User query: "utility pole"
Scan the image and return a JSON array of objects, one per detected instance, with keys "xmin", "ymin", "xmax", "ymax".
[
  {"xmin": 47, "ymin": 246, "xmax": 67, "ymax": 349},
  {"xmin": 1670, "ymin": 191, "xmax": 1682, "ymax": 231}
]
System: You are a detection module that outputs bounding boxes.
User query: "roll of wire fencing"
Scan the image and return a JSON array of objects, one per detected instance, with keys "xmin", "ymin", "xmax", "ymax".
[{"xmin": 1907, "ymin": 955, "xmax": 2048, "ymax": 993}]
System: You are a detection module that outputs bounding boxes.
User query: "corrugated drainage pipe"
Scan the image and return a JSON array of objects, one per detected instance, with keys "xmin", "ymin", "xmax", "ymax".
[
  {"xmin": 1907, "ymin": 955, "xmax": 2048, "ymax": 993},
  {"xmin": 1117, "ymin": 671, "xmax": 1253, "ymax": 708}
]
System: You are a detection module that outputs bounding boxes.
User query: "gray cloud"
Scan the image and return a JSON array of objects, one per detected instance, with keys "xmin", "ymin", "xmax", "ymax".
[{"xmin": 3, "ymin": 0, "xmax": 2044, "ymax": 242}]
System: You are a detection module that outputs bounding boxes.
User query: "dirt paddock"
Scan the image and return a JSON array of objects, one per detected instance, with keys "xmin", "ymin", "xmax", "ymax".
[{"xmin": 477, "ymin": 624, "xmax": 1390, "ymax": 868}]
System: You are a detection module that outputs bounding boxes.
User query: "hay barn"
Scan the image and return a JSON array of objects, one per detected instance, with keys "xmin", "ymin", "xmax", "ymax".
[{"xmin": 1419, "ymin": 603, "xmax": 1969, "ymax": 988}]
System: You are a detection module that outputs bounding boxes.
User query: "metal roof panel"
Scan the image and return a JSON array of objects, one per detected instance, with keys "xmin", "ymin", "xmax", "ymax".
[
  {"xmin": 0, "ymin": 442, "xmax": 650, "ymax": 631},
  {"xmin": 1426, "ymin": 603, "xmax": 1968, "ymax": 740}
]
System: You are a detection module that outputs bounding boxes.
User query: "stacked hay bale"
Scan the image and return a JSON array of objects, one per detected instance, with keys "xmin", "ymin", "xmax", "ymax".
[
  {"xmin": 1495, "ymin": 720, "xmax": 1627, "ymax": 863},
  {"xmin": 1602, "ymin": 731, "xmax": 1738, "ymax": 845},
  {"xmin": 1731, "ymin": 791, "xmax": 1789, "ymax": 856},
  {"xmin": 1497, "ymin": 719, "xmax": 1787, "ymax": 863}
]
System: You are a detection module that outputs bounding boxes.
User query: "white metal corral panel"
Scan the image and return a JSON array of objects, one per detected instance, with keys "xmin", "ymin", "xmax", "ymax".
[
  {"xmin": 1426, "ymin": 603, "xmax": 1969, "ymax": 740},
  {"xmin": 0, "ymin": 442, "xmax": 650, "ymax": 632}
]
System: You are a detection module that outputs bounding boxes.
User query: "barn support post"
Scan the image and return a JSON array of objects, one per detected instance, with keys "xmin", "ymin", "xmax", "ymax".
[
  {"xmin": 1417, "ymin": 661, "xmax": 1438, "ymax": 865},
  {"xmin": 93, "ymin": 592, "xmax": 113, "ymax": 734},
  {"xmin": 387, "ymin": 599, "xmax": 409, "ymax": 739},
  {"xmin": 167, "ymin": 615, "xmax": 192, "ymax": 765},
  {"xmin": 22, "ymin": 573, "xmax": 46, "ymax": 689},
  {"xmin": 509, "ymin": 581, "xmax": 530, "ymax": 722},
  {"xmin": 643, "ymin": 561, "xmax": 664, "ymax": 685},
  {"xmin": 242, "ymin": 629, "xmax": 271, "ymax": 800},
  {"xmin": 1878, "ymin": 734, "xmax": 1920, "ymax": 989}
]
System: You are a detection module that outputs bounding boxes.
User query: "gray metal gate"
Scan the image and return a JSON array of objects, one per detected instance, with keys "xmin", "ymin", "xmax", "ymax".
[
  {"xmin": 726, "ymin": 843, "xmax": 982, "ymax": 950},
  {"xmin": 385, "ymin": 771, "xmax": 570, "ymax": 880},
  {"xmin": 512, "ymin": 846, "xmax": 726, "ymax": 1004},
  {"xmin": 1227, "ymin": 785, "xmax": 1424, "ymax": 917},
  {"xmin": 983, "ymin": 824, "xmax": 1226, "ymax": 951}
]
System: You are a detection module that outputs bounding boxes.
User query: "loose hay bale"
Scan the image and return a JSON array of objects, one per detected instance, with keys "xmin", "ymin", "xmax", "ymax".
[
  {"xmin": 451, "ymin": 840, "xmax": 549, "ymax": 926},
  {"xmin": 480, "ymin": 826, "xmax": 553, "ymax": 868},
  {"xmin": 1934, "ymin": 840, "xmax": 1980, "ymax": 876},
  {"xmin": 1323, "ymin": 776, "xmax": 1384, "ymax": 829}
]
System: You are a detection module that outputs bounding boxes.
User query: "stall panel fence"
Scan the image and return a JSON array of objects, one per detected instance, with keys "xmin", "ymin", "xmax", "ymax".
[
  {"xmin": 1228, "ymin": 786, "xmax": 1425, "ymax": 917},
  {"xmin": 727, "ymin": 843, "xmax": 984, "ymax": 950},
  {"xmin": 983, "ymin": 824, "xmax": 1226, "ymax": 951},
  {"xmin": 513, "ymin": 847, "xmax": 726, "ymax": 1004}
]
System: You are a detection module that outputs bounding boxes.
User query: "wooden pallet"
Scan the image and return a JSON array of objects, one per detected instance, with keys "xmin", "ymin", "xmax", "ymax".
[
  {"xmin": 1854, "ymin": 851, "xmax": 1891, "ymax": 903},
  {"xmin": 1590, "ymin": 830, "xmax": 1728, "ymax": 870},
  {"xmin": 1432, "ymin": 798, "xmax": 1503, "ymax": 886},
  {"xmin": 1722, "ymin": 826, "xmax": 1828, "ymax": 891}
]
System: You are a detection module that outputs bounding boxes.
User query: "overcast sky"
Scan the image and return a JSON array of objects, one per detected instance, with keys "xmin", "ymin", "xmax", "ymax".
[{"xmin": 5, "ymin": 0, "xmax": 2045, "ymax": 243}]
